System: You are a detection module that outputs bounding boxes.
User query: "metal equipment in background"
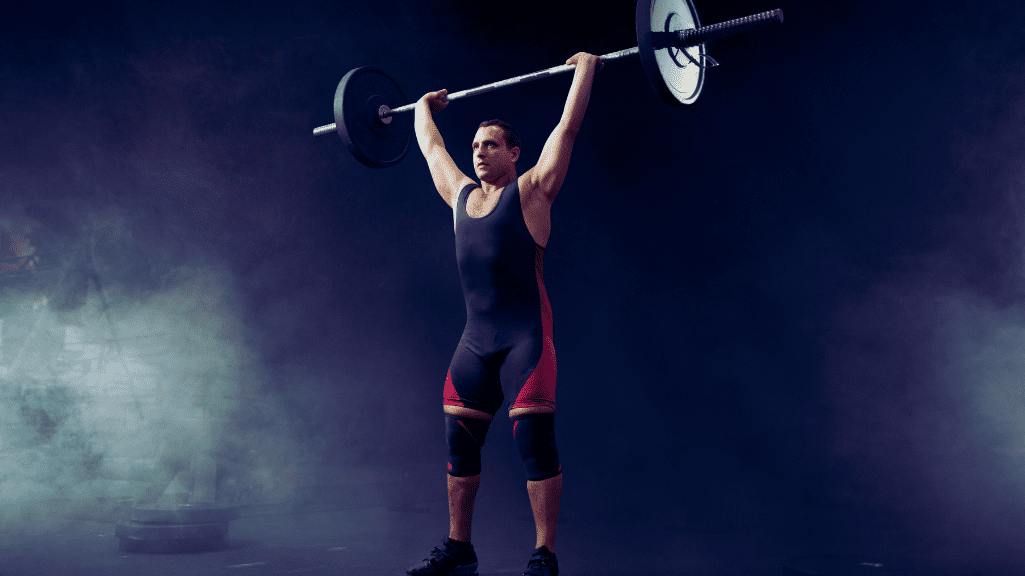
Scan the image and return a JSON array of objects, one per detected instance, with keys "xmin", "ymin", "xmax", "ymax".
[
  {"xmin": 116, "ymin": 502, "xmax": 240, "ymax": 553},
  {"xmin": 785, "ymin": 554, "xmax": 916, "ymax": 576}
]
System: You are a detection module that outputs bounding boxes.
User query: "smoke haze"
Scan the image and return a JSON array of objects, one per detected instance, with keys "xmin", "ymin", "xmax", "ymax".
[{"xmin": 1, "ymin": 0, "xmax": 1025, "ymax": 571}]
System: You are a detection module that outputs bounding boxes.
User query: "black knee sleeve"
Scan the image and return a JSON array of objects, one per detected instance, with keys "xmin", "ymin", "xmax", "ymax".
[
  {"xmin": 445, "ymin": 415, "xmax": 491, "ymax": 477},
  {"xmin": 512, "ymin": 413, "xmax": 561, "ymax": 481}
]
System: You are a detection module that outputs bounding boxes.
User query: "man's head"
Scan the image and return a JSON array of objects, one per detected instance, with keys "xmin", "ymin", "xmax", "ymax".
[{"xmin": 473, "ymin": 119, "xmax": 520, "ymax": 183}]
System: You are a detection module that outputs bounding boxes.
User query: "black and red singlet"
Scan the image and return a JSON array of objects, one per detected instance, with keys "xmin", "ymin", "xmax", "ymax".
[{"xmin": 443, "ymin": 179, "xmax": 557, "ymax": 416}]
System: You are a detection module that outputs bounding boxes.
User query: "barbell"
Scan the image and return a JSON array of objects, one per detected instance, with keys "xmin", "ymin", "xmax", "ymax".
[{"xmin": 313, "ymin": 0, "xmax": 783, "ymax": 168}]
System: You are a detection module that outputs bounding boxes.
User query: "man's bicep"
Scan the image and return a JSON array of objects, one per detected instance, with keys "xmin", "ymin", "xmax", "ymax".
[
  {"xmin": 530, "ymin": 124, "xmax": 578, "ymax": 203},
  {"xmin": 426, "ymin": 146, "xmax": 474, "ymax": 208}
]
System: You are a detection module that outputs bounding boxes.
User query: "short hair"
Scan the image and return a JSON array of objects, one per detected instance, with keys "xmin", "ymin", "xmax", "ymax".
[{"xmin": 478, "ymin": 119, "xmax": 520, "ymax": 151}]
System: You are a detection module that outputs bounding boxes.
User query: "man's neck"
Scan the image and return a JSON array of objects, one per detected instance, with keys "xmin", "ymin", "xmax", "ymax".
[{"xmin": 481, "ymin": 172, "xmax": 517, "ymax": 195}]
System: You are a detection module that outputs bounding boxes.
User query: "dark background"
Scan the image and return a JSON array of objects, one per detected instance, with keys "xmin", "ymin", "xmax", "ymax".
[{"xmin": 2, "ymin": 0, "xmax": 1025, "ymax": 568}]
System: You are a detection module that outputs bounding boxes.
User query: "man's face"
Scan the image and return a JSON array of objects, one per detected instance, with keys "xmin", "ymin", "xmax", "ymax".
[{"xmin": 472, "ymin": 126, "xmax": 519, "ymax": 182}]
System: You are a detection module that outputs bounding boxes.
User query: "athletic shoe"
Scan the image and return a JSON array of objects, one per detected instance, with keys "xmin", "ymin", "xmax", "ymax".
[
  {"xmin": 522, "ymin": 546, "xmax": 558, "ymax": 576},
  {"xmin": 407, "ymin": 538, "xmax": 479, "ymax": 576}
]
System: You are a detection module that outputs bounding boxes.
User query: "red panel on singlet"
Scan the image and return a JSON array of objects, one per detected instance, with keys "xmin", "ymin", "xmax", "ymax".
[{"xmin": 511, "ymin": 246, "xmax": 557, "ymax": 410}]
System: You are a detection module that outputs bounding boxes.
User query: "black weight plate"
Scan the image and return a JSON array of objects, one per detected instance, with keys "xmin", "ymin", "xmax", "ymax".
[
  {"xmin": 334, "ymin": 66, "xmax": 412, "ymax": 168},
  {"xmin": 119, "ymin": 534, "xmax": 228, "ymax": 553},
  {"xmin": 636, "ymin": 0, "xmax": 706, "ymax": 105},
  {"xmin": 130, "ymin": 503, "xmax": 240, "ymax": 524},
  {"xmin": 115, "ymin": 520, "xmax": 229, "ymax": 540}
]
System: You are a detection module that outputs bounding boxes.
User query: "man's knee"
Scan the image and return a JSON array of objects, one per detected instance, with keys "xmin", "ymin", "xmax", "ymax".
[
  {"xmin": 511, "ymin": 413, "xmax": 561, "ymax": 481},
  {"xmin": 445, "ymin": 415, "xmax": 492, "ymax": 477}
]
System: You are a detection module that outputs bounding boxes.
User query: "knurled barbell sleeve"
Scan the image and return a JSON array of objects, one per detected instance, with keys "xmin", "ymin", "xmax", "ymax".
[{"xmin": 677, "ymin": 8, "xmax": 783, "ymax": 48}]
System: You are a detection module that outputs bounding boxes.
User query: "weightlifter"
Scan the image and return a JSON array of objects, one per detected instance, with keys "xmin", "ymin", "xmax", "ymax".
[{"xmin": 406, "ymin": 52, "xmax": 602, "ymax": 576}]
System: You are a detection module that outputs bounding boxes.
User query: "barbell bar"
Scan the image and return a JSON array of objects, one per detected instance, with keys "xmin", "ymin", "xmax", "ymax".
[
  {"xmin": 314, "ymin": 0, "xmax": 783, "ymax": 168},
  {"xmin": 318, "ymin": 45, "xmax": 645, "ymax": 134}
]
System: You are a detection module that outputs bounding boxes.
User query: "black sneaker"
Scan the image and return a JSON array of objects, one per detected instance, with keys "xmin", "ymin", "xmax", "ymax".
[
  {"xmin": 523, "ymin": 546, "xmax": 558, "ymax": 576},
  {"xmin": 407, "ymin": 538, "xmax": 479, "ymax": 576}
]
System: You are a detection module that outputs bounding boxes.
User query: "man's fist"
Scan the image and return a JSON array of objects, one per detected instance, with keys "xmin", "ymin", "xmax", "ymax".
[
  {"xmin": 421, "ymin": 89, "xmax": 449, "ymax": 113},
  {"xmin": 565, "ymin": 52, "xmax": 603, "ymax": 72}
]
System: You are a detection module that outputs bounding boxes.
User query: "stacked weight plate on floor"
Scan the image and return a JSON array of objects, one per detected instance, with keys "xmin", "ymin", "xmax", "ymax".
[{"xmin": 116, "ymin": 503, "xmax": 240, "ymax": 553}]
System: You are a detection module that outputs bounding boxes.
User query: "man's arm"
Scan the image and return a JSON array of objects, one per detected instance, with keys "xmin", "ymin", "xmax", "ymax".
[
  {"xmin": 415, "ymin": 89, "xmax": 475, "ymax": 209},
  {"xmin": 524, "ymin": 52, "xmax": 602, "ymax": 204}
]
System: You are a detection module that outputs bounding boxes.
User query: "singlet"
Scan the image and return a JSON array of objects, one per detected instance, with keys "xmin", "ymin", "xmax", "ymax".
[{"xmin": 454, "ymin": 179, "xmax": 547, "ymax": 333}]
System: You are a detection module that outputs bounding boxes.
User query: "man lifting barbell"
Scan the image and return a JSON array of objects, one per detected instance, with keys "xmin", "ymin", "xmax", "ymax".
[
  {"xmin": 404, "ymin": 52, "xmax": 603, "ymax": 576},
  {"xmin": 312, "ymin": 3, "xmax": 782, "ymax": 573}
]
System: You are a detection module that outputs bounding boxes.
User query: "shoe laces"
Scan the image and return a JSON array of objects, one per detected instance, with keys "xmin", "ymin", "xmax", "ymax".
[
  {"xmin": 426, "ymin": 546, "xmax": 449, "ymax": 563},
  {"xmin": 525, "ymin": 553, "xmax": 553, "ymax": 574},
  {"xmin": 528, "ymin": 556, "xmax": 549, "ymax": 568},
  {"xmin": 428, "ymin": 541, "xmax": 467, "ymax": 563}
]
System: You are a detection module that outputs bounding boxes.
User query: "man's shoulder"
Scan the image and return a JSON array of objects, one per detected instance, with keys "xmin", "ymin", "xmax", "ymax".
[
  {"xmin": 518, "ymin": 171, "xmax": 552, "ymax": 206},
  {"xmin": 455, "ymin": 179, "xmax": 479, "ymax": 198}
]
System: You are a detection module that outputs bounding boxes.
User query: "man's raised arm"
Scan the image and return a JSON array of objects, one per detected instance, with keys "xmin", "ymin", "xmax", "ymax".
[
  {"xmin": 415, "ymin": 89, "xmax": 474, "ymax": 208},
  {"xmin": 525, "ymin": 52, "xmax": 602, "ymax": 204}
]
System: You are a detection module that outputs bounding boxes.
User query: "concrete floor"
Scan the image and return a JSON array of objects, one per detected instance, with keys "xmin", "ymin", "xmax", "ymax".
[{"xmin": 0, "ymin": 498, "xmax": 1006, "ymax": 576}]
